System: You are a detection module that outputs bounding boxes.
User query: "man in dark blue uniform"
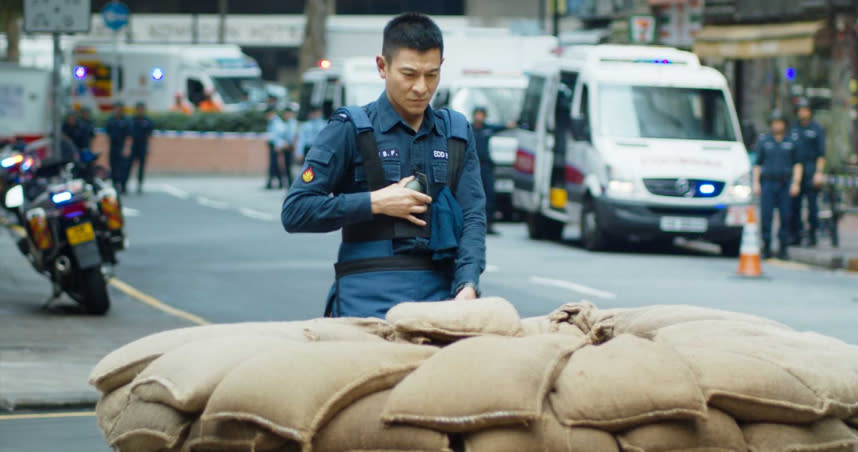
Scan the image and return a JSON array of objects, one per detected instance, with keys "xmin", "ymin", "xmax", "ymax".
[
  {"xmin": 105, "ymin": 102, "xmax": 132, "ymax": 192},
  {"xmin": 789, "ymin": 98, "xmax": 826, "ymax": 246},
  {"xmin": 282, "ymin": 13, "xmax": 486, "ymax": 318},
  {"xmin": 753, "ymin": 110, "xmax": 803, "ymax": 260},
  {"xmin": 126, "ymin": 102, "xmax": 155, "ymax": 194},
  {"xmin": 471, "ymin": 106, "xmax": 513, "ymax": 235}
]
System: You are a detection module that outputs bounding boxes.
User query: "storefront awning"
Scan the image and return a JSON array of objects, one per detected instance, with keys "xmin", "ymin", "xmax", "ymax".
[{"xmin": 692, "ymin": 21, "xmax": 824, "ymax": 60}]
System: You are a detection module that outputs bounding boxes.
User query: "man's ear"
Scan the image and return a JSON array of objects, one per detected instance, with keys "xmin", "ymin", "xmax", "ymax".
[{"xmin": 376, "ymin": 55, "xmax": 387, "ymax": 80}]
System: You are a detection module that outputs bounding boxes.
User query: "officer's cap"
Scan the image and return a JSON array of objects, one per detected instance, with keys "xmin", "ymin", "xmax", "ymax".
[
  {"xmin": 283, "ymin": 104, "xmax": 296, "ymax": 112},
  {"xmin": 264, "ymin": 107, "xmax": 276, "ymax": 115},
  {"xmin": 769, "ymin": 109, "xmax": 786, "ymax": 123},
  {"xmin": 472, "ymin": 106, "xmax": 487, "ymax": 115},
  {"xmin": 795, "ymin": 97, "xmax": 811, "ymax": 109}
]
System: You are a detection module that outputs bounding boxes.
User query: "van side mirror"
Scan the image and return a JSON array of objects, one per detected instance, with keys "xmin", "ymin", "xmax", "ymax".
[{"xmin": 571, "ymin": 117, "xmax": 591, "ymax": 142}]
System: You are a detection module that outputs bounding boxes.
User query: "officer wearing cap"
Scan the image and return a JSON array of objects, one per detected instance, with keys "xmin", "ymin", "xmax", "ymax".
[
  {"xmin": 471, "ymin": 106, "xmax": 513, "ymax": 234},
  {"xmin": 105, "ymin": 102, "xmax": 132, "ymax": 192},
  {"xmin": 789, "ymin": 97, "xmax": 826, "ymax": 246},
  {"xmin": 282, "ymin": 12, "xmax": 486, "ymax": 318},
  {"xmin": 126, "ymin": 102, "xmax": 154, "ymax": 194},
  {"xmin": 753, "ymin": 109, "xmax": 803, "ymax": 260},
  {"xmin": 280, "ymin": 104, "xmax": 299, "ymax": 186},
  {"xmin": 296, "ymin": 104, "xmax": 326, "ymax": 162}
]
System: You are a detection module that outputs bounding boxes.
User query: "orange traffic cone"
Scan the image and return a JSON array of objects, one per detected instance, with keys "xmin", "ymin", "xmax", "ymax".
[{"xmin": 737, "ymin": 206, "xmax": 763, "ymax": 277}]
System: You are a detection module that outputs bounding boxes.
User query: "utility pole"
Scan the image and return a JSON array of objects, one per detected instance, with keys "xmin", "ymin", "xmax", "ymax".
[
  {"xmin": 539, "ymin": 0, "xmax": 546, "ymax": 34},
  {"xmin": 298, "ymin": 0, "xmax": 330, "ymax": 77},
  {"xmin": 2, "ymin": 0, "xmax": 22, "ymax": 63},
  {"xmin": 218, "ymin": 0, "xmax": 227, "ymax": 44}
]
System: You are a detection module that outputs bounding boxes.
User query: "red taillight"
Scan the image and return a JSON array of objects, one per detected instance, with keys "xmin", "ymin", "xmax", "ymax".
[{"xmin": 62, "ymin": 202, "xmax": 88, "ymax": 219}]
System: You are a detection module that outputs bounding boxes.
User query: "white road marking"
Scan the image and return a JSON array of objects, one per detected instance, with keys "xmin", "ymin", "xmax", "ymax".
[
  {"xmin": 239, "ymin": 208, "xmax": 277, "ymax": 222},
  {"xmin": 197, "ymin": 197, "xmax": 230, "ymax": 210},
  {"xmin": 154, "ymin": 184, "xmax": 191, "ymax": 199},
  {"xmin": 528, "ymin": 276, "xmax": 617, "ymax": 300},
  {"xmin": 121, "ymin": 207, "xmax": 141, "ymax": 217}
]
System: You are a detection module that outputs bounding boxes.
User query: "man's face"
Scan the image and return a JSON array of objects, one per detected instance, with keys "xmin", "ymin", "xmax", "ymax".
[
  {"xmin": 283, "ymin": 110, "xmax": 294, "ymax": 120},
  {"xmin": 113, "ymin": 106, "xmax": 123, "ymax": 117},
  {"xmin": 798, "ymin": 107, "xmax": 812, "ymax": 122},
  {"xmin": 136, "ymin": 106, "xmax": 145, "ymax": 116},
  {"xmin": 473, "ymin": 111, "xmax": 486, "ymax": 124},
  {"xmin": 771, "ymin": 119, "xmax": 786, "ymax": 135},
  {"xmin": 377, "ymin": 47, "xmax": 442, "ymax": 121}
]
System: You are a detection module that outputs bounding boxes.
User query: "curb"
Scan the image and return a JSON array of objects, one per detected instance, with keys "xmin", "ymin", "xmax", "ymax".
[
  {"xmin": 788, "ymin": 248, "xmax": 858, "ymax": 272},
  {"xmin": 1, "ymin": 394, "xmax": 98, "ymax": 413}
]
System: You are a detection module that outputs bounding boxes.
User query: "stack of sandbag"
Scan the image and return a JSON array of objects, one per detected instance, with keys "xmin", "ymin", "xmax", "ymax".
[{"xmin": 90, "ymin": 298, "xmax": 858, "ymax": 452}]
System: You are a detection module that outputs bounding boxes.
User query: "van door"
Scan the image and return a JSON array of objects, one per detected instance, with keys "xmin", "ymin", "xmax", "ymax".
[
  {"xmin": 513, "ymin": 74, "xmax": 548, "ymax": 213},
  {"xmin": 550, "ymin": 71, "xmax": 579, "ymax": 220},
  {"xmin": 567, "ymin": 78, "xmax": 592, "ymax": 224}
]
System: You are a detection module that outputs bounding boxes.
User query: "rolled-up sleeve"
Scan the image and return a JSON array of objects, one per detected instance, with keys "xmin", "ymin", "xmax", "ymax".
[
  {"xmin": 452, "ymin": 125, "xmax": 487, "ymax": 291},
  {"xmin": 282, "ymin": 120, "xmax": 374, "ymax": 233}
]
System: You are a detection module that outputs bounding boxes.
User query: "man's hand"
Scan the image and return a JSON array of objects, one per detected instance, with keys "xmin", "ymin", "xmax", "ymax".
[
  {"xmin": 454, "ymin": 285, "xmax": 478, "ymax": 301},
  {"xmin": 813, "ymin": 172, "xmax": 825, "ymax": 188},
  {"xmin": 370, "ymin": 176, "xmax": 432, "ymax": 226},
  {"xmin": 789, "ymin": 182, "xmax": 801, "ymax": 197},
  {"xmin": 753, "ymin": 182, "xmax": 762, "ymax": 197}
]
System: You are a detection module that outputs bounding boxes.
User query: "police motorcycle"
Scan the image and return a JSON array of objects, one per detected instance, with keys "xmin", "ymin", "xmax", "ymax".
[
  {"xmin": 3, "ymin": 144, "xmax": 125, "ymax": 315},
  {"xmin": 0, "ymin": 139, "xmax": 34, "ymax": 221}
]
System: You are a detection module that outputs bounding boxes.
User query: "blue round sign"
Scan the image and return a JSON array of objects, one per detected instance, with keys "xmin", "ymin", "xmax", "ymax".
[{"xmin": 102, "ymin": 2, "xmax": 130, "ymax": 31}]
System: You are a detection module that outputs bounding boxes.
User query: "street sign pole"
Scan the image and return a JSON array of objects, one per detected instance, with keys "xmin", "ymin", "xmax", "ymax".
[
  {"xmin": 113, "ymin": 30, "xmax": 120, "ymax": 106},
  {"xmin": 52, "ymin": 33, "xmax": 62, "ymax": 159},
  {"xmin": 102, "ymin": 1, "xmax": 130, "ymax": 108}
]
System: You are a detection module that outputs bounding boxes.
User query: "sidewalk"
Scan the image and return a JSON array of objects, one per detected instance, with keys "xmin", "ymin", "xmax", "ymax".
[
  {"xmin": 0, "ymin": 226, "xmax": 192, "ymax": 411},
  {"xmin": 788, "ymin": 212, "xmax": 858, "ymax": 272}
]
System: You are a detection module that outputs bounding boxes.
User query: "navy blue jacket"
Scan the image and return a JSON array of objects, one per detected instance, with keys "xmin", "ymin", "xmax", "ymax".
[
  {"xmin": 473, "ymin": 123, "xmax": 506, "ymax": 165},
  {"xmin": 791, "ymin": 120, "xmax": 825, "ymax": 178},
  {"xmin": 105, "ymin": 116, "xmax": 132, "ymax": 153},
  {"xmin": 755, "ymin": 132, "xmax": 799, "ymax": 181},
  {"xmin": 130, "ymin": 115, "xmax": 155, "ymax": 153},
  {"xmin": 282, "ymin": 93, "xmax": 486, "ymax": 291}
]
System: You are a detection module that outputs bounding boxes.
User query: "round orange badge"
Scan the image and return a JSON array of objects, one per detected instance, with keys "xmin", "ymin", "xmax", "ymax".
[{"xmin": 302, "ymin": 166, "xmax": 315, "ymax": 183}]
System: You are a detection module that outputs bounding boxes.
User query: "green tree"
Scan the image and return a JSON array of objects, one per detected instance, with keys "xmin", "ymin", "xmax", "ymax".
[{"xmin": 1, "ymin": 0, "xmax": 22, "ymax": 63}]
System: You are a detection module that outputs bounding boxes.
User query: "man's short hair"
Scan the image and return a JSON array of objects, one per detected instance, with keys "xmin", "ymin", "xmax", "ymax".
[
  {"xmin": 382, "ymin": 13, "xmax": 444, "ymax": 62},
  {"xmin": 473, "ymin": 106, "xmax": 487, "ymax": 116}
]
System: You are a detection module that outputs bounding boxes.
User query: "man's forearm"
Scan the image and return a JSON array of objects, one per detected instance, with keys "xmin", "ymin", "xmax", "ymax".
[
  {"xmin": 793, "ymin": 164, "xmax": 803, "ymax": 185},
  {"xmin": 816, "ymin": 157, "xmax": 825, "ymax": 173}
]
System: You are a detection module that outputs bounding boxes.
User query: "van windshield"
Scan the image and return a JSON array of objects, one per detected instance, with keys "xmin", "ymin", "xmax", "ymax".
[
  {"xmin": 597, "ymin": 84, "xmax": 738, "ymax": 142},
  {"xmin": 211, "ymin": 76, "xmax": 264, "ymax": 105},
  {"xmin": 450, "ymin": 87, "xmax": 525, "ymax": 124}
]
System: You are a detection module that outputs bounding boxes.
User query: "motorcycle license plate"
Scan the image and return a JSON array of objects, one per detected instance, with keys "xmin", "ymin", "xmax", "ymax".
[{"xmin": 66, "ymin": 222, "xmax": 95, "ymax": 245}]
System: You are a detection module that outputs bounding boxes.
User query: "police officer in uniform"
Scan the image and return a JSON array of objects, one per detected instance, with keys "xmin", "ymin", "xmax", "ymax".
[
  {"xmin": 282, "ymin": 13, "xmax": 486, "ymax": 318},
  {"xmin": 471, "ymin": 106, "xmax": 513, "ymax": 235},
  {"xmin": 105, "ymin": 102, "xmax": 132, "ymax": 192},
  {"xmin": 753, "ymin": 110, "xmax": 803, "ymax": 260},
  {"xmin": 789, "ymin": 97, "xmax": 826, "ymax": 246},
  {"xmin": 126, "ymin": 102, "xmax": 154, "ymax": 194}
]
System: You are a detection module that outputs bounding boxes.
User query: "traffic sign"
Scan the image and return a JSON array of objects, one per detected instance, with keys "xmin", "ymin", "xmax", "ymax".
[
  {"xmin": 24, "ymin": 0, "xmax": 92, "ymax": 33},
  {"xmin": 102, "ymin": 1, "xmax": 130, "ymax": 31}
]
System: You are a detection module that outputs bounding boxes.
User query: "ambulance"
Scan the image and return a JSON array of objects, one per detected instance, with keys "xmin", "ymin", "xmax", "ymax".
[
  {"xmin": 70, "ymin": 42, "xmax": 264, "ymax": 113},
  {"xmin": 298, "ymin": 56, "xmax": 385, "ymax": 121},
  {"xmin": 512, "ymin": 45, "xmax": 752, "ymax": 255},
  {"xmin": 0, "ymin": 64, "xmax": 52, "ymax": 143}
]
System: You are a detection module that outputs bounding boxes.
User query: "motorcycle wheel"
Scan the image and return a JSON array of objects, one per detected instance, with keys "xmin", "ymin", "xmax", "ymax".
[{"xmin": 68, "ymin": 268, "xmax": 111, "ymax": 315}]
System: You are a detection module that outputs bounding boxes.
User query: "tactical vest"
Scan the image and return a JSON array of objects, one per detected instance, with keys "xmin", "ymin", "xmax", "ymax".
[{"xmin": 336, "ymin": 105, "xmax": 469, "ymax": 243}]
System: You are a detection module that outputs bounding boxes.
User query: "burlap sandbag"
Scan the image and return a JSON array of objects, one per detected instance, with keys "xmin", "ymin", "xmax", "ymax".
[
  {"xmin": 463, "ymin": 409, "xmax": 619, "ymax": 452},
  {"xmin": 668, "ymin": 345, "xmax": 825, "ymax": 423},
  {"xmin": 593, "ymin": 305, "xmax": 788, "ymax": 338},
  {"xmin": 743, "ymin": 418, "xmax": 858, "ymax": 452},
  {"xmin": 656, "ymin": 320, "xmax": 858, "ymax": 420},
  {"xmin": 520, "ymin": 316, "xmax": 587, "ymax": 338},
  {"xmin": 385, "ymin": 297, "xmax": 523, "ymax": 343},
  {"xmin": 131, "ymin": 335, "xmax": 298, "ymax": 413},
  {"xmin": 847, "ymin": 416, "xmax": 858, "ymax": 428},
  {"xmin": 95, "ymin": 383, "xmax": 132, "ymax": 439},
  {"xmin": 201, "ymin": 341, "xmax": 436, "ymax": 447},
  {"xmin": 381, "ymin": 335, "xmax": 583, "ymax": 432},
  {"xmin": 313, "ymin": 390, "xmax": 451, "ymax": 452},
  {"xmin": 616, "ymin": 408, "xmax": 746, "ymax": 452},
  {"xmin": 550, "ymin": 334, "xmax": 706, "ymax": 432},
  {"xmin": 183, "ymin": 419, "xmax": 300, "ymax": 452},
  {"xmin": 107, "ymin": 396, "xmax": 193, "ymax": 452},
  {"xmin": 90, "ymin": 318, "xmax": 392, "ymax": 393}
]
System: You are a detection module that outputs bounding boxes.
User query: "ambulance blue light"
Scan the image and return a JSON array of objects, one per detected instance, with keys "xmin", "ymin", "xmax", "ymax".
[
  {"xmin": 151, "ymin": 67, "xmax": 165, "ymax": 81},
  {"xmin": 785, "ymin": 67, "xmax": 796, "ymax": 81},
  {"xmin": 73, "ymin": 66, "xmax": 87, "ymax": 80},
  {"xmin": 699, "ymin": 183, "xmax": 716, "ymax": 195}
]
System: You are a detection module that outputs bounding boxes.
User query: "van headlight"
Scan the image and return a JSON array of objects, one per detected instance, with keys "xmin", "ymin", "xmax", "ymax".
[
  {"xmin": 607, "ymin": 179, "xmax": 636, "ymax": 195},
  {"xmin": 727, "ymin": 173, "xmax": 752, "ymax": 201}
]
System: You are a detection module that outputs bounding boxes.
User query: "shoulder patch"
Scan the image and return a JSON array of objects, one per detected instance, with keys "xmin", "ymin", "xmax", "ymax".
[{"xmin": 301, "ymin": 166, "xmax": 315, "ymax": 183}]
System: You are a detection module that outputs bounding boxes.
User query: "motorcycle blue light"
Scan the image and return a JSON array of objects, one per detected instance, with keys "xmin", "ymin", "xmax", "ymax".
[
  {"xmin": 151, "ymin": 67, "xmax": 165, "ymax": 81},
  {"xmin": 73, "ymin": 66, "xmax": 87, "ymax": 80},
  {"xmin": 699, "ymin": 183, "xmax": 716, "ymax": 195},
  {"xmin": 51, "ymin": 191, "xmax": 73, "ymax": 204},
  {"xmin": 64, "ymin": 210, "xmax": 85, "ymax": 218}
]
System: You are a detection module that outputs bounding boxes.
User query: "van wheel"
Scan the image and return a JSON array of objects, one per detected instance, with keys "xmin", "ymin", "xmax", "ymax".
[
  {"xmin": 581, "ymin": 199, "xmax": 609, "ymax": 251},
  {"xmin": 527, "ymin": 213, "xmax": 564, "ymax": 241}
]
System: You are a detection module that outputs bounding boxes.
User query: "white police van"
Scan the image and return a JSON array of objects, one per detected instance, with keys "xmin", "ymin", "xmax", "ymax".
[{"xmin": 512, "ymin": 45, "xmax": 752, "ymax": 255}]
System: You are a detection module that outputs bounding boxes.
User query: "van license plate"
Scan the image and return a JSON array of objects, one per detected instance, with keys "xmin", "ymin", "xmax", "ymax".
[
  {"xmin": 659, "ymin": 216, "xmax": 708, "ymax": 233},
  {"xmin": 66, "ymin": 222, "xmax": 95, "ymax": 245},
  {"xmin": 495, "ymin": 179, "xmax": 514, "ymax": 192}
]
